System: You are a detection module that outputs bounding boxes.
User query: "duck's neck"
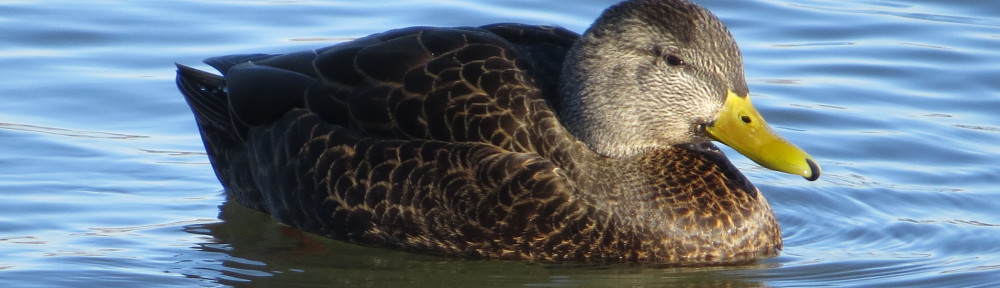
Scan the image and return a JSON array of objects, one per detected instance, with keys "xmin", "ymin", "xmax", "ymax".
[{"xmin": 559, "ymin": 142, "xmax": 775, "ymax": 240}]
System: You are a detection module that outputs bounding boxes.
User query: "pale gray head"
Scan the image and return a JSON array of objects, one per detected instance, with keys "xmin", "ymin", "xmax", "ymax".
[{"xmin": 559, "ymin": 0, "xmax": 747, "ymax": 158}]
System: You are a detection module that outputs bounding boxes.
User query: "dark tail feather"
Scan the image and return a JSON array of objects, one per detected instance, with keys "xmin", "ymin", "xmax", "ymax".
[
  {"xmin": 175, "ymin": 63, "xmax": 248, "ymax": 141},
  {"xmin": 176, "ymin": 63, "xmax": 253, "ymax": 194}
]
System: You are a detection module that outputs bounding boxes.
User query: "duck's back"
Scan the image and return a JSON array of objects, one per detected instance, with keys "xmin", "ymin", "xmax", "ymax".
[{"xmin": 209, "ymin": 24, "xmax": 576, "ymax": 149}]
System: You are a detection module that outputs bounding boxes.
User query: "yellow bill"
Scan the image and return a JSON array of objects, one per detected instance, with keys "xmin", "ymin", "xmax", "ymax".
[{"xmin": 704, "ymin": 91, "xmax": 821, "ymax": 181}]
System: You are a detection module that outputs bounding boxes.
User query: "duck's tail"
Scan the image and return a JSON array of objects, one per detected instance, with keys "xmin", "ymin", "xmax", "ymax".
[
  {"xmin": 176, "ymin": 63, "xmax": 259, "ymax": 197},
  {"xmin": 175, "ymin": 63, "xmax": 249, "ymax": 141}
]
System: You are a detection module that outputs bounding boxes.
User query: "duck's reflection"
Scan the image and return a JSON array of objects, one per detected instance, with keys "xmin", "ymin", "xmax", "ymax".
[{"xmin": 183, "ymin": 198, "xmax": 770, "ymax": 287}]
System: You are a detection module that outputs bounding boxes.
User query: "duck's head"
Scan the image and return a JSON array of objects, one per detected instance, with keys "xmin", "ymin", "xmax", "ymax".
[{"xmin": 559, "ymin": 0, "xmax": 820, "ymax": 181}]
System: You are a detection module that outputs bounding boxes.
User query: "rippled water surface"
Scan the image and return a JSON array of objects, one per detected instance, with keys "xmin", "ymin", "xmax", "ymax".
[{"xmin": 3, "ymin": 0, "xmax": 999, "ymax": 287}]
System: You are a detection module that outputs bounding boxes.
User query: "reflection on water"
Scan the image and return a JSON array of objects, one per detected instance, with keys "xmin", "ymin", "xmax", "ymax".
[
  {"xmin": 187, "ymin": 200, "xmax": 773, "ymax": 287},
  {"xmin": 2, "ymin": 0, "xmax": 1000, "ymax": 286},
  {"xmin": 0, "ymin": 122, "xmax": 146, "ymax": 140}
]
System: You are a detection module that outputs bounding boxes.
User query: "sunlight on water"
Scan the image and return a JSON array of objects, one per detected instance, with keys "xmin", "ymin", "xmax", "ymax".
[{"xmin": 1, "ymin": 0, "xmax": 999, "ymax": 286}]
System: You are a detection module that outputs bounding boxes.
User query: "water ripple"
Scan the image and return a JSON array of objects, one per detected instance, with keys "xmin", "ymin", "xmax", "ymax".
[{"xmin": 0, "ymin": 122, "xmax": 146, "ymax": 140}]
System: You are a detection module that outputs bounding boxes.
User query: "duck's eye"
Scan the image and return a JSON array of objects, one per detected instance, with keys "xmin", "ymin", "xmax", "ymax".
[
  {"xmin": 740, "ymin": 115, "xmax": 752, "ymax": 124},
  {"xmin": 666, "ymin": 55, "xmax": 685, "ymax": 66}
]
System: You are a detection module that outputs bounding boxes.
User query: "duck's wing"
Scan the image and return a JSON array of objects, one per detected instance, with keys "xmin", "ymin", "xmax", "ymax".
[
  {"xmin": 175, "ymin": 25, "xmax": 612, "ymax": 259},
  {"xmin": 251, "ymin": 108, "xmax": 595, "ymax": 257},
  {"xmin": 177, "ymin": 65, "xmax": 595, "ymax": 258},
  {"xmin": 479, "ymin": 24, "xmax": 579, "ymax": 111},
  {"xmin": 206, "ymin": 24, "xmax": 579, "ymax": 158}
]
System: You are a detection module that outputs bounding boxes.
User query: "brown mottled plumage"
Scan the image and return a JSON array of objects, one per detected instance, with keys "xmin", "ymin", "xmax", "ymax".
[{"xmin": 176, "ymin": 0, "xmax": 791, "ymax": 265}]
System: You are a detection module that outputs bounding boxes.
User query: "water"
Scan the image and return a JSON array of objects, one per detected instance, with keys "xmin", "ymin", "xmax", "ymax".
[{"xmin": 2, "ymin": 0, "xmax": 998, "ymax": 286}]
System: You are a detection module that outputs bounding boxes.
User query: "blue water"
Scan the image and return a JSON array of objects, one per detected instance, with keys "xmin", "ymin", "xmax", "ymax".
[{"xmin": 2, "ymin": 0, "xmax": 999, "ymax": 287}]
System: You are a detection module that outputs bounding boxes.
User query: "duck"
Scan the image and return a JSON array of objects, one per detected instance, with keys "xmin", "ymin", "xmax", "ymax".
[{"xmin": 175, "ymin": 0, "xmax": 820, "ymax": 265}]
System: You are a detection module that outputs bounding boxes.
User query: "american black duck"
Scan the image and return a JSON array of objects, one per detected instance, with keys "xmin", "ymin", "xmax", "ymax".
[{"xmin": 176, "ymin": 0, "xmax": 820, "ymax": 265}]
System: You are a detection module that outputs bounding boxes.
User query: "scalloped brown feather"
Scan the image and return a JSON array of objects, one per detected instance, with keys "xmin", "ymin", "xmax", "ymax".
[{"xmin": 176, "ymin": 23, "xmax": 780, "ymax": 264}]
